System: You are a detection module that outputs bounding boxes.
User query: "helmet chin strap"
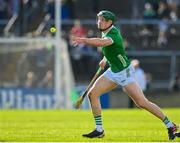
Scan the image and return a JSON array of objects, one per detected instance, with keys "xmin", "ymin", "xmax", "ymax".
[{"xmin": 99, "ymin": 24, "xmax": 113, "ymax": 32}]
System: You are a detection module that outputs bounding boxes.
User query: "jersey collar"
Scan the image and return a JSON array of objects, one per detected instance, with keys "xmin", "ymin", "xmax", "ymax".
[{"xmin": 102, "ymin": 25, "xmax": 114, "ymax": 35}]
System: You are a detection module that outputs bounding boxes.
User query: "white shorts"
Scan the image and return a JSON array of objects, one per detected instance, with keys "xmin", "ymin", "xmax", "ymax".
[{"xmin": 103, "ymin": 64, "xmax": 135, "ymax": 87}]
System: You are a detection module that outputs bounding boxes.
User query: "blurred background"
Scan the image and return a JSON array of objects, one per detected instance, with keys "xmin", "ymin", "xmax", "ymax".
[{"xmin": 0, "ymin": 0, "xmax": 179, "ymax": 109}]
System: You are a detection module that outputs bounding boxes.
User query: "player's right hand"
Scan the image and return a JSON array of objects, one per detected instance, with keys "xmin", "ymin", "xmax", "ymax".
[{"xmin": 71, "ymin": 36, "xmax": 85, "ymax": 46}]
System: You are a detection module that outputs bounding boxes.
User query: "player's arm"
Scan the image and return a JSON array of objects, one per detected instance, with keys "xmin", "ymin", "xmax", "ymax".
[{"xmin": 72, "ymin": 37, "xmax": 113, "ymax": 47}]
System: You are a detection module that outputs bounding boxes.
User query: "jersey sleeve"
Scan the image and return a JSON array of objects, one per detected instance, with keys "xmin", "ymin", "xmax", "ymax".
[
  {"xmin": 103, "ymin": 37, "xmax": 114, "ymax": 44},
  {"xmin": 105, "ymin": 30, "xmax": 121, "ymax": 46}
]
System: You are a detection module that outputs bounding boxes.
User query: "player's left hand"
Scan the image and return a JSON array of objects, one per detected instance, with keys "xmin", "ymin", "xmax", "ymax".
[{"xmin": 99, "ymin": 59, "xmax": 106, "ymax": 70}]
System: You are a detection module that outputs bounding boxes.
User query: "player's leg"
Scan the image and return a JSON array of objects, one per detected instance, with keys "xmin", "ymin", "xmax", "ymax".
[
  {"xmin": 123, "ymin": 82, "xmax": 166, "ymax": 119},
  {"xmin": 82, "ymin": 74, "xmax": 117, "ymax": 138},
  {"xmin": 88, "ymin": 74, "xmax": 117, "ymax": 116},
  {"xmin": 123, "ymin": 82, "xmax": 179, "ymax": 140}
]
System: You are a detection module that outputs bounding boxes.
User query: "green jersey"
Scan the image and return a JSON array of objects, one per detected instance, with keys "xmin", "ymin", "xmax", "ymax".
[{"xmin": 102, "ymin": 26, "xmax": 130, "ymax": 73}]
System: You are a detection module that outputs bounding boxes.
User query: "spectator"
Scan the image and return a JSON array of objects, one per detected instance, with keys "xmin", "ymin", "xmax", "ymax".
[
  {"xmin": 143, "ymin": 3, "xmax": 157, "ymax": 19},
  {"xmin": 69, "ymin": 20, "xmax": 87, "ymax": 75},
  {"xmin": 143, "ymin": 3, "xmax": 157, "ymax": 31},
  {"xmin": 70, "ymin": 19, "xmax": 87, "ymax": 38},
  {"xmin": 38, "ymin": 70, "xmax": 53, "ymax": 88},
  {"xmin": 69, "ymin": 20, "xmax": 100, "ymax": 78},
  {"xmin": 141, "ymin": 2, "xmax": 157, "ymax": 48},
  {"xmin": 167, "ymin": 0, "xmax": 179, "ymax": 21},
  {"xmin": 145, "ymin": 0, "xmax": 160, "ymax": 16},
  {"xmin": 131, "ymin": 59, "xmax": 147, "ymax": 91},
  {"xmin": 24, "ymin": 71, "xmax": 37, "ymax": 88},
  {"xmin": 157, "ymin": 1, "xmax": 171, "ymax": 47}
]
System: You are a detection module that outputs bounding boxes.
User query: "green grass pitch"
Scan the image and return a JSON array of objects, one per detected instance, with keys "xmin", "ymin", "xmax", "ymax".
[{"xmin": 0, "ymin": 108, "xmax": 180, "ymax": 142}]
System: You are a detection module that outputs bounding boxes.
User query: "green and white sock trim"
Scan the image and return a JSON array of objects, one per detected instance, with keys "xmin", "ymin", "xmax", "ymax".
[
  {"xmin": 94, "ymin": 116, "xmax": 103, "ymax": 132},
  {"xmin": 163, "ymin": 116, "xmax": 174, "ymax": 128}
]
